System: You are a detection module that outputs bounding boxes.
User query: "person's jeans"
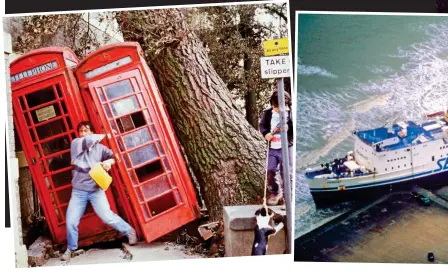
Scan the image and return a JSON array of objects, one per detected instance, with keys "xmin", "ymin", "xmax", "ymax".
[
  {"xmin": 267, "ymin": 146, "xmax": 293, "ymax": 196},
  {"xmin": 66, "ymin": 188, "xmax": 132, "ymax": 251}
]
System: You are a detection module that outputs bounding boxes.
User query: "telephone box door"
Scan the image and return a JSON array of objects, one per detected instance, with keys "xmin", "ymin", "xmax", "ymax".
[
  {"xmin": 12, "ymin": 75, "xmax": 120, "ymax": 244},
  {"xmin": 87, "ymin": 69, "xmax": 196, "ymax": 242}
]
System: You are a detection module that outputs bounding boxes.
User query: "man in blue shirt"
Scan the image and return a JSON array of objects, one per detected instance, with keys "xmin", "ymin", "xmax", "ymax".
[{"xmin": 61, "ymin": 121, "xmax": 137, "ymax": 261}]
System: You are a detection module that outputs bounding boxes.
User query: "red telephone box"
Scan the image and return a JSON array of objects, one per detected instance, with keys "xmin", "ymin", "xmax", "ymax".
[
  {"xmin": 75, "ymin": 42, "xmax": 201, "ymax": 242},
  {"xmin": 10, "ymin": 47, "xmax": 124, "ymax": 247}
]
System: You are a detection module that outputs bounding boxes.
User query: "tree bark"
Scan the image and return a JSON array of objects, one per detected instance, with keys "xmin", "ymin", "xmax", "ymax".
[{"xmin": 117, "ymin": 9, "xmax": 267, "ymax": 221}]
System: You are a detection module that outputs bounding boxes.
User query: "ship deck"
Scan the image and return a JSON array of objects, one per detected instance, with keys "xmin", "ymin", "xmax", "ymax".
[{"xmin": 356, "ymin": 119, "xmax": 447, "ymax": 151}]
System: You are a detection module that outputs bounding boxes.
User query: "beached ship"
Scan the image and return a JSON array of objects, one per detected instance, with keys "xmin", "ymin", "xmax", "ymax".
[{"xmin": 306, "ymin": 110, "xmax": 448, "ymax": 206}]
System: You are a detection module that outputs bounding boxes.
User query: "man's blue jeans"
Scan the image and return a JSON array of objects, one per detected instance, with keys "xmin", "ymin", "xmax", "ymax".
[
  {"xmin": 66, "ymin": 188, "xmax": 132, "ymax": 251},
  {"xmin": 267, "ymin": 146, "xmax": 293, "ymax": 195}
]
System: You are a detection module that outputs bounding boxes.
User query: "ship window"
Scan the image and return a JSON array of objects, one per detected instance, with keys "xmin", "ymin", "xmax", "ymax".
[
  {"xmin": 398, "ymin": 166, "xmax": 400, "ymax": 168},
  {"xmin": 385, "ymin": 168, "xmax": 387, "ymax": 171},
  {"xmin": 404, "ymin": 164, "xmax": 406, "ymax": 167},
  {"xmin": 411, "ymin": 163, "xmax": 413, "ymax": 165},
  {"xmin": 392, "ymin": 167, "xmax": 394, "ymax": 169},
  {"xmin": 432, "ymin": 156, "xmax": 435, "ymax": 161}
]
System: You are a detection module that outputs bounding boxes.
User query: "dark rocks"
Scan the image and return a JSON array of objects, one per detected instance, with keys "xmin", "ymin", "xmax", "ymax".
[{"xmin": 27, "ymin": 236, "xmax": 53, "ymax": 267}]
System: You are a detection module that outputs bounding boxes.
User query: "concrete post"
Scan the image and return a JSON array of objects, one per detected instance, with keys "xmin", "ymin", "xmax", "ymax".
[
  {"xmin": 224, "ymin": 205, "xmax": 286, "ymax": 257},
  {"xmin": 4, "ymin": 30, "xmax": 28, "ymax": 268}
]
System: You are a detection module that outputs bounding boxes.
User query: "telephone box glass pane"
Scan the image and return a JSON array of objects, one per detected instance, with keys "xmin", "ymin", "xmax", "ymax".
[
  {"xmin": 150, "ymin": 125, "xmax": 158, "ymax": 140},
  {"xmin": 40, "ymin": 135, "xmax": 71, "ymax": 156},
  {"xmin": 129, "ymin": 144, "xmax": 158, "ymax": 166},
  {"xmin": 97, "ymin": 88, "xmax": 106, "ymax": 102},
  {"xmin": 50, "ymin": 192, "xmax": 57, "ymax": 206},
  {"xmin": 136, "ymin": 188, "xmax": 144, "ymax": 202},
  {"xmin": 45, "ymin": 177, "xmax": 51, "ymax": 189},
  {"xmin": 123, "ymin": 155, "xmax": 132, "ymax": 168},
  {"xmin": 35, "ymin": 119, "xmax": 67, "ymax": 140},
  {"xmin": 111, "ymin": 96, "xmax": 139, "ymax": 116},
  {"xmin": 117, "ymin": 138, "xmax": 125, "ymax": 152},
  {"xmin": 104, "ymin": 80, "xmax": 134, "ymax": 100},
  {"xmin": 168, "ymin": 174, "xmax": 176, "ymax": 187},
  {"xmin": 162, "ymin": 158, "xmax": 170, "ymax": 171},
  {"xmin": 19, "ymin": 96, "xmax": 27, "ymax": 110},
  {"xmin": 103, "ymin": 105, "xmax": 112, "ymax": 118},
  {"xmin": 156, "ymin": 142, "xmax": 164, "ymax": 155},
  {"xmin": 129, "ymin": 171, "xmax": 139, "ymax": 186},
  {"xmin": 141, "ymin": 204, "xmax": 151, "ymax": 220},
  {"xmin": 55, "ymin": 208, "xmax": 63, "ymax": 223},
  {"xmin": 25, "ymin": 87, "xmax": 56, "ymax": 108},
  {"xmin": 123, "ymin": 128, "xmax": 151, "ymax": 150},
  {"xmin": 51, "ymin": 169, "xmax": 73, "ymax": 189},
  {"xmin": 174, "ymin": 190, "xmax": 182, "ymax": 204},
  {"xmin": 25, "ymin": 114, "xmax": 31, "ymax": 126},
  {"xmin": 47, "ymin": 152, "xmax": 71, "ymax": 172},
  {"xmin": 137, "ymin": 94, "xmax": 145, "ymax": 108},
  {"xmin": 143, "ymin": 110, "xmax": 152, "ymax": 124},
  {"xmin": 56, "ymin": 187, "xmax": 72, "ymax": 205},
  {"xmin": 61, "ymin": 101, "xmax": 68, "ymax": 114},
  {"xmin": 61, "ymin": 206, "xmax": 68, "ymax": 221},
  {"xmin": 40, "ymin": 162, "xmax": 47, "ymax": 174},
  {"xmin": 135, "ymin": 160, "xmax": 164, "ymax": 183},
  {"xmin": 147, "ymin": 192, "xmax": 177, "ymax": 216},
  {"xmin": 141, "ymin": 176, "xmax": 171, "ymax": 200},
  {"xmin": 56, "ymin": 85, "xmax": 63, "ymax": 98}
]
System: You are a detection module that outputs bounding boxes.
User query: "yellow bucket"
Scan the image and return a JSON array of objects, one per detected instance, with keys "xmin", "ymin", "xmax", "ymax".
[{"xmin": 89, "ymin": 163, "xmax": 113, "ymax": 191}]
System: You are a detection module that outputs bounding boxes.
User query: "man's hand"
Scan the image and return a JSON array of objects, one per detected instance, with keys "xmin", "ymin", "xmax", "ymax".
[
  {"xmin": 265, "ymin": 133, "xmax": 273, "ymax": 141},
  {"xmin": 101, "ymin": 159, "xmax": 115, "ymax": 172},
  {"xmin": 273, "ymin": 124, "xmax": 288, "ymax": 134}
]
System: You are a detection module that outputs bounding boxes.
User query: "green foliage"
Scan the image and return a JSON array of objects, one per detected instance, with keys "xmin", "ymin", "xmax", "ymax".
[
  {"xmin": 12, "ymin": 13, "xmax": 101, "ymax": 58},
  {"xmin": 188, "ymin": 4, "xmax": 288, "ymax": 126}
]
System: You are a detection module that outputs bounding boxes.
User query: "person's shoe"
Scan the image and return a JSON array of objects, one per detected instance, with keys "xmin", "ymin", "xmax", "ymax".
[
  {"xmin": 61, "ymin": 249, "xmax": 73, "ymax": 261},
  {"xmin": 126, "ymin": 228, "xmax": 137, "ymax": 246},
  {"xmin": 267, "ymin": 194, "xmax": 283, "ymax": 206}
]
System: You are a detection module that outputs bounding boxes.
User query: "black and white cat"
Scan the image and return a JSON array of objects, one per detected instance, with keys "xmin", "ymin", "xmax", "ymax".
[{"xmin": 251, "ymin": 207, "xmax": 284, "ymax": 256}]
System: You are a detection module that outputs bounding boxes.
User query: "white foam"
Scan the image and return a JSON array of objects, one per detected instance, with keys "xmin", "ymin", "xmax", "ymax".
[{"xmin": 298, "ymin": 63, "xmax": 338, "ymax": 78}]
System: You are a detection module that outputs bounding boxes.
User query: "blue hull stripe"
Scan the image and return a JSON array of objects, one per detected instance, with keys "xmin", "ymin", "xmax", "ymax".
[{"xmin": 309, "ymin": 168, "xmax": 444, "ymax": 192}]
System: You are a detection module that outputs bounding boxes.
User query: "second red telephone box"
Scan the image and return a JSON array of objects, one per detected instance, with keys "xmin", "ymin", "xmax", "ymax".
[{"xmin": 75, "ymin": 42, "xmax": 201, "ymax": 242}]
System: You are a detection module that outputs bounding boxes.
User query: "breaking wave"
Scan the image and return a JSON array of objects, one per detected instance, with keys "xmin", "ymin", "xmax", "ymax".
[{"xmin": 297, "ymin": 57, "xmax": 338, "ymax": 78}]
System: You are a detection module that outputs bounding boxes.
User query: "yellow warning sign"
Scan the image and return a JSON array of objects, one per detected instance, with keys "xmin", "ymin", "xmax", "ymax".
[{"xmin": 263, "ymin": 38, "xmax": 289, "ymax": 56}]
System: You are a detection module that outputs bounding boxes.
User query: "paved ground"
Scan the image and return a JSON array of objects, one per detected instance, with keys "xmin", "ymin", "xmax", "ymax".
[
  {"xmin": 44, "ymin": 242, "xmax": 204, "ymax": 267},
  {"xmin": 295, "ymin": 189, "xmax": 448, "ymax": 264}
]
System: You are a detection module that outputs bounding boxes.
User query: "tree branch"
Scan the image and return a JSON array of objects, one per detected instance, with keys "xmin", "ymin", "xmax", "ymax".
[{"xmin": 264, "ymin": 4, "xmax": 287, "ymax": 23}]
